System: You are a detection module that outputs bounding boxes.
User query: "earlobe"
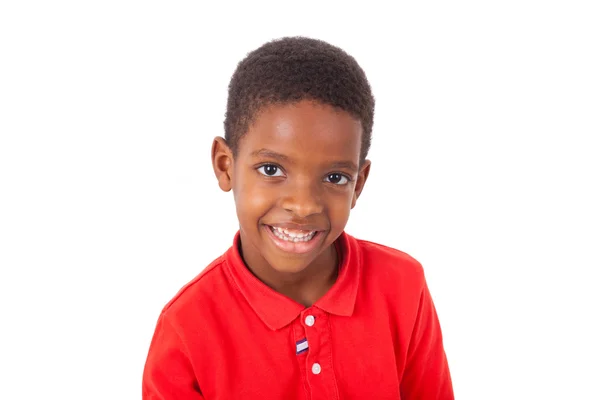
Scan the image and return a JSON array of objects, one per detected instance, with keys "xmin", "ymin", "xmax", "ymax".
[
  {"xmin": 351, "ymin": 160, "xmax": 371, "ymax": 209},
  {"xmin": 211, "ymin": 137, "xmax": 234, "ymax": 192}
]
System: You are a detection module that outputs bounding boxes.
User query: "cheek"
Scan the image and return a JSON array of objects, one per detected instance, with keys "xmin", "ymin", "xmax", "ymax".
[
  {"xmin": 234, "ymin": 179, "xmax": 275, "ymax": 219},
  {"xmin": 326, "ymin": 191, "xmax": 353, "ymax": 228},
  {"xmin": 331, "ymin": 206, "xmax": 351, "ymax": 225}
]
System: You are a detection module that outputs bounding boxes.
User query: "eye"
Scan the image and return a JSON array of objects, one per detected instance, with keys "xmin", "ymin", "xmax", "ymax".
[
  {"xmin": 257, "ymin": 164, "xmax": 284, "ymax": 177},
  {"xmin": 324, "ymin": 173, "xmax": 350, "ymax": 185}
]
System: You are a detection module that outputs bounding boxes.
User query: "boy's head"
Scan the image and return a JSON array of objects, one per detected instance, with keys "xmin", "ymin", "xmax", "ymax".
[
  {"xmin": 212, "ymin": 37, "xmax": 375, "ymax": 276},
  {"xmin": 224, "ymin": 36, "xmax": 375, "ymax": 165}
]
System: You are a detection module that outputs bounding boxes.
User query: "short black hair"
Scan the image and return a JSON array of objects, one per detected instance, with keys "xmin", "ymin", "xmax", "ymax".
[{"xmin": 224, "ymin": 36, "xmax": 375, "ymax": 164}]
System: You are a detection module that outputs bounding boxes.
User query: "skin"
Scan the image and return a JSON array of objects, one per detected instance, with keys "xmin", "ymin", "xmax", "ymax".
[{"xmin": 212, "ymin": 100, "xmax": 370, "ymax": 306}]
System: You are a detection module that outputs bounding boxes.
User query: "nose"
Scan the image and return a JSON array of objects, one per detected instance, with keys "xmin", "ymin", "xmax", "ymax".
[{"xmin": 280, "ymin": 179, "xmax": 324, "ymax": 218}]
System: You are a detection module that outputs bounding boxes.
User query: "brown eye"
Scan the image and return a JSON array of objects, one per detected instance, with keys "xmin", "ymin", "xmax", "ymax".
[
  {"xmin": 325, "ymin": 173, "xmax": 349, "ymax": 185},
  {"xmin": 258, "ymin": 164, "xmax": 284, "ymax": 177}
]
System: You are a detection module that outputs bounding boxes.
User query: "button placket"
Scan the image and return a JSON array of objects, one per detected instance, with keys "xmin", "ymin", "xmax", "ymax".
[
  {"xmin": 304, "ymin": 311, "xmax": 339, "ymax": 400},
  {"xmin": 303, "ymin": 308, "xmax": 323, "ymax": 381}
]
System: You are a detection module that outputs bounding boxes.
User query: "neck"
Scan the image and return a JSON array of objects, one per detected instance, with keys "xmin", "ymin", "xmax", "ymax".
[{"xmin": 239, "ymin": 239, "xmax": 339, "ymax": 307}]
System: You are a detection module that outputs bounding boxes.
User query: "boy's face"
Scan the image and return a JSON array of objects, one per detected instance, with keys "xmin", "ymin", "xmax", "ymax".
[{"xmin": 212, "ymin": 100, "xmax": 370, "ymax": 275}]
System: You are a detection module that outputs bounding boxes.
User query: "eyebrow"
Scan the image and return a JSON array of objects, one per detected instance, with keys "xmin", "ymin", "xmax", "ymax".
[
  {"xmin": 250, "ymin": 148, "xmax": 358, "ymax": 172},
  {"xmin": 329, "ymin": 161, "xmax": 358, "ymax": 173},
  {"xmin": 250, "ymin": 149, "xmax": 292, "ymax": 163}
]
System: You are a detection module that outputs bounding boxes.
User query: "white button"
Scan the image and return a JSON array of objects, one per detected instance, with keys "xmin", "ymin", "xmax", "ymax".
[
  {"xmin": 311, "ymin": 363, "xmax": 321, "ymax": 375},
  {"xmin": 305, "ymin": 315, "xmax": 315, "ymax": 327}
]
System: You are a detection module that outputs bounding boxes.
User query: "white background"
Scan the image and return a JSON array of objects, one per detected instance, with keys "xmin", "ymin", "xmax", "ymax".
[{"xmin": 1, "ymin": 1, "xmax": 599, "ymax": 399}]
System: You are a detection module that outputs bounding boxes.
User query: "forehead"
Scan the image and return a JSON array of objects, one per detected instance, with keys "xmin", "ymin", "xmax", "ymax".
[{"xmin": 238, "ymin": 101, "xmax": 362, "ymax": 163}]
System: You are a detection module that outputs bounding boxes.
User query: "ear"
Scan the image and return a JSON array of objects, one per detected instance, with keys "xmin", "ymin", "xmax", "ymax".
[
  {"xmin": 351, "ymin": 159, "xmax": 371, "ymax": 209},
  {"xmin": 211, "ymin": 137, "xmax": 234, "ymax": 192}
]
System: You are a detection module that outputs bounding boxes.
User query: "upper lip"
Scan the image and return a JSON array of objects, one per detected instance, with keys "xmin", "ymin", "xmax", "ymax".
[{"xmin": 266, "ymin": 223, "xmax": 324, "ymax": 232}]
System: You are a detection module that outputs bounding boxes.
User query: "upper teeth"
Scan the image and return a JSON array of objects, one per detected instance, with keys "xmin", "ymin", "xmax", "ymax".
[
  {"xmin": 271, "ymin": 226, "xmax": 316, "ymax": 241},
  {"xmin": 276, "ymin": 227, "xmax": 312, "ymax": 237}
]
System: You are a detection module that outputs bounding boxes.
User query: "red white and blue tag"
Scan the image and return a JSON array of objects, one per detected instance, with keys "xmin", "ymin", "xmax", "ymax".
[{"xmin": 296, "ymin": 338, "xmax": 308, "ymax": 355}]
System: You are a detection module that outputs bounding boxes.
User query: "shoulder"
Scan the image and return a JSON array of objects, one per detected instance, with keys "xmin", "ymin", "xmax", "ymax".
[
  {"xmin": 159, "ymin": 254, "xmax": 232, "ymax": 325},
  {"xmin": 352, "ymin": 236, "xmax": 426, "ymax": 291}
]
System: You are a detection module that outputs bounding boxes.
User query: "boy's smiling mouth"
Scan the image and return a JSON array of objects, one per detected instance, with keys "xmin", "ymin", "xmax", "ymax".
[
  {"xmin": 263, "ymin": 224, "xmax": 324, "ymax": 254},
  {"xmin": 270, "ymin": 226, "xmax": 317, "ymax": 242}
]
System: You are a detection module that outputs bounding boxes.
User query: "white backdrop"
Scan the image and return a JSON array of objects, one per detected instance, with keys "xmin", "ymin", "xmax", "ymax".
[{"xmin": 1, "ymin": 1, "xmax": 599, "ymax": 399}]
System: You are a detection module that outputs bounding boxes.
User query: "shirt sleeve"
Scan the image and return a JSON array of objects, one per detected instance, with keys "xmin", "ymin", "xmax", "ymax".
[
  {"xmin": 400, "ymin": 281, "xmax": 454, "ymax": 399},
  {"xmin": 142, "ymin": 313, "xmax": 205, "ymax": 400}
]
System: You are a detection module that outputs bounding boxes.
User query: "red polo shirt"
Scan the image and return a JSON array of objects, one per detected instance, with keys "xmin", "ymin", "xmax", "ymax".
[{"xmin": 143, "ymin": 232, "xmax": 453, "ymax": 399}]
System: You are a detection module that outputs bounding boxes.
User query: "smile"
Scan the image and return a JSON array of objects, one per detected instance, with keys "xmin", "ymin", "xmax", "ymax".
[
  {"xmin": 264, "ymin": 225, "xmax": 323, "ymax": 254},
  {"xmin": 269, "ymin": 226, "xmax": 317, "ymax": 242}
]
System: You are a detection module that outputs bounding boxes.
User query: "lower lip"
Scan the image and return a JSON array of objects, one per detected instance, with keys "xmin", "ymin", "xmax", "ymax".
[{"xmin": 264, "ymin": 225, "xmax": 324, "ymax": 254}]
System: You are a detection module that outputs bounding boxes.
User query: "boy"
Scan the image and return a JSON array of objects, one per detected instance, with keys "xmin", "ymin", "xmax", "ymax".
[{"xmin": 143, "ymin": 37, "xmax": 454, "ymax": 399}]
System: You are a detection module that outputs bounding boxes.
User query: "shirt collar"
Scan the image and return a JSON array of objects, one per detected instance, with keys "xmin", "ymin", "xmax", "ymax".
[{"xmin": 224, "ymin": 231, "xmax": 361, "ymax": 330}]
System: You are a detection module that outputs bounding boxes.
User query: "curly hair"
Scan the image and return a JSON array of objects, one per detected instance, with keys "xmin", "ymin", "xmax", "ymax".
[{"xmin": 224, "ymin": 36, "xmax": 375, "ymax": 163}]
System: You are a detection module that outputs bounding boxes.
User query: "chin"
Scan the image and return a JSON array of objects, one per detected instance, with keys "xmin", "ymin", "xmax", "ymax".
[{"xmin": 264, "ymin": 253, "xmax": 316, "ymax": 274}]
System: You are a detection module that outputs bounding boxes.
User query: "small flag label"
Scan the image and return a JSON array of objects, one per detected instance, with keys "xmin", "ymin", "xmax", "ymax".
[{"xmin": 296, "ymin": 338, "xmax": 308, "ymax": 355}]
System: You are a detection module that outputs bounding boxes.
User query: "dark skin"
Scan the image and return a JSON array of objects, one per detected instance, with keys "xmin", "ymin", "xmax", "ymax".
[{"xmin": 212, "ymin": 100, "xmax": 370, "ymax": 306}]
